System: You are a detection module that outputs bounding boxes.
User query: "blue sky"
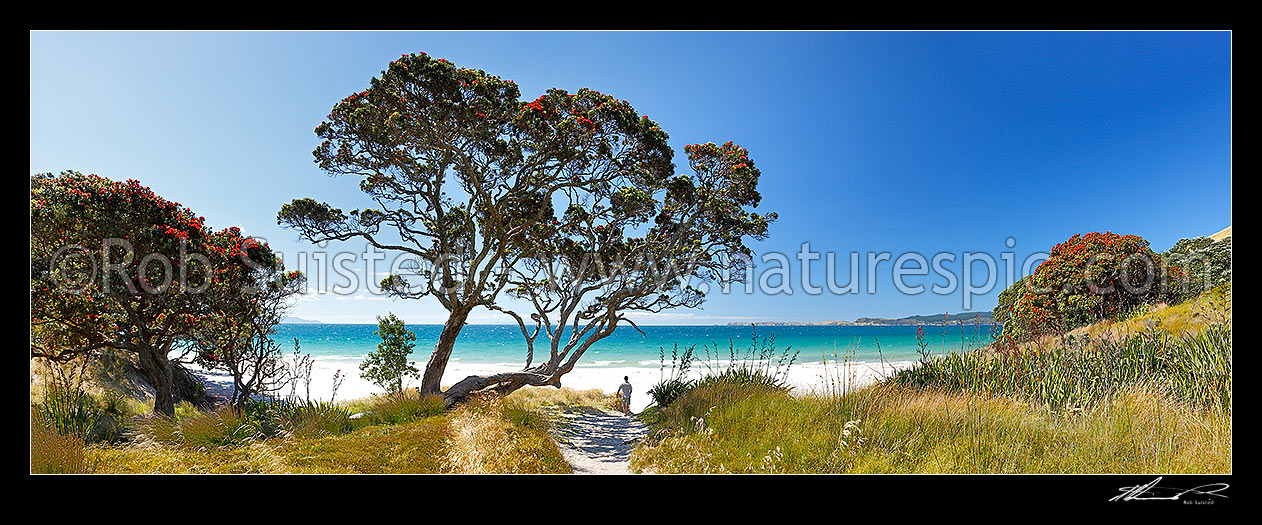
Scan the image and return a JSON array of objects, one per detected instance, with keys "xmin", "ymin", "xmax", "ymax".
[{"xmin": 29, "ymin": 31, "xmax": 1232, "ymax": 324}]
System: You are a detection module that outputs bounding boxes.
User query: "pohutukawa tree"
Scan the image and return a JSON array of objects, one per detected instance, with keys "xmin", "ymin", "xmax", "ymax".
[
  {"xmin": 190, "ymin": 227, "xmax": 306, "ymax": 409},
  {"xmin": 442, "ymin": 140, "xmax": 775, "ymax": 400},
  {"xmin": 31, "ymin": 171, "xmax": 289, "ymax": 415},
  {"xmin": 279, "ymin": 53, "xmax": 774, "ymax": 404},
  {"xmin": 1004, "ymin": 231, "xmax": 1183, "ymax": 342}
]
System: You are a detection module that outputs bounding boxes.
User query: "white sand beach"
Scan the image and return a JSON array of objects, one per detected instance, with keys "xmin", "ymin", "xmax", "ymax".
[{"xmin": 190, "ymin": 356, "xmax": 918, "ymax": 413}]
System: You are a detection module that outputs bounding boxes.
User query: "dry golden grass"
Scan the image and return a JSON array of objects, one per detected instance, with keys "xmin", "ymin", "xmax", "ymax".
[
  {"xmin": 1023, "ymin": 284, "xmax": 1232, "ymax": 351},
  {"xmin": 90, "ymin": 441, "xmax": 290, "ymax": 474},
  {"xmin": 78, "ymin": 391, "xmax": 573, "ymax": 474},
  {"xmin": 275, "ymin": 418, "xmax": 451, "ymax": 473},
  {"xmin": 635, "ymin": 296, "xmax": 1232, "ymax": 475},
  {"xmin": 505, "ymin": 386, "xmax": 619, "ymax": 410},
  {"xmin": 1209, "ymin": 226, "xmax": 1231, "ymax": 242},
  {"xmin": 31, "ymin": 414, "xmax": 95, "ymax": 474},
  {"xmin": 443, "ymin": 395, "xmax": 570, "ymax": 474}
]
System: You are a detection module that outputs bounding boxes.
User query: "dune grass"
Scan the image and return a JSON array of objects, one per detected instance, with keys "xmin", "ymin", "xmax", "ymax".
[
  {"xmin": 36, "ymin": 380, "xmax": 603, "ymax": 474},
  {"xmin": 504, "ymin": 386, "xmax": 620, "ymax": 410},
  {"xmin": 88, "ymin": 441, "xmax": 292, "ymax": 474},
  {"xmin": 39, "ymin": 388, "xmax": 574, "ymax": 474},
  {"xmin": 275, "ymin": 418, "xmax": 452, "ymax": 474},
  {"xmin": 341, "ymin": 390, "xmax": 447, "ymax": 427},
  {"xmin": 443, "ymin": 394, "xmax": 570, "ymax": 473},
  {"xmin": 631, "ymin": 382, "xmax": 1230, "ymax": 474},
  {"xmin": 891, "ymin": 323, "xmax": 1231, "ymax": 412},
  {"xmin": 31, "ymin": 412, "xmax": 97, "ymax": 474},
  {"xmin": 632, "ymin": 292, "xmax": 1231, "ymax": 474}
]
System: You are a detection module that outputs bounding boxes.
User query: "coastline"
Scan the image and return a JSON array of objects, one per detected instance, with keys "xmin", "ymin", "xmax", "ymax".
[{"xmin": 189, "ymin": 356, "xmax": 917, "ymax": 413}]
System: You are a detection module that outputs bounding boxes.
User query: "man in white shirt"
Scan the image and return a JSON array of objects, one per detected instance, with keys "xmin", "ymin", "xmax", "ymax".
[{"xmin": 618, "ymin": 376, "xmax": 633, "ymax": 416}]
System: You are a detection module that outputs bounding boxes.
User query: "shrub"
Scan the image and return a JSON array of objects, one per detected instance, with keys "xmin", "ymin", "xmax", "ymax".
[
  {"xmin": 693, "ymin": 366, "xmax": 792, "ymax": 392},
  {"xmin": 359, "ymin": 313, "xmax": 420, "ymax": 395},
  {"xmin": 1162, "ymin": 235, "xmax": 1231, "ymax": 300},
  {"xmin": 697, "ymin": 331, "xmax": 799, "ymax": 387},
  {"xmin": 992, "ymin": 276, "xmax": 1030, "ymax": 327},
  {"xmin": 648, "ymin": 378, "xmax": 695, "ymax": 409},
  {"xmin": 648, "ymin": 331, "xmax": 799, "ymax": 410},
  {"xmin": 96, "ymin": 391, "xmax": 138, "ymax": 444},
  {"xmin": 237, "ymin": 398, "xmax": 284, "ymax": 438},
  {"xmin": 648, "ymin": 343, "xmax": 697, "ymax": 408}
]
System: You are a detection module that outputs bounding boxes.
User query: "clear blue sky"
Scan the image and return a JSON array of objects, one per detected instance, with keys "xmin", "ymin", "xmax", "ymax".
[{"xmin": 29, "ymin": 31, "xmax": 1232, "ymax": 324}]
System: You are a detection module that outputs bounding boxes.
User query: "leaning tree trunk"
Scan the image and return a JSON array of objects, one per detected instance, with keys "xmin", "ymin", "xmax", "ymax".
[
  {"xmin": 137, "ymin": 346, "xmax": 176, "ymax": 417},
  {"xmin": 438, "ymin": 323, "xmax": 618, "ymax": 406},
  {"xmin": 441, "ymin": 366, "xmax": 560, "ymax": 407},
  {"xmin": 418, "ymin": 308, "xmax": 471, "ymax": 395}
]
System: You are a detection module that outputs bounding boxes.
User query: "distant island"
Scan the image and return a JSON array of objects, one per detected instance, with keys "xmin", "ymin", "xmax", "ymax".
[
  {"xmin": 728, "ymin": 311, "xmax": 995, "ymax": 327},
  {"xmin": 280, "ymin": 316, "xmax": 323, "ymax": 324}
]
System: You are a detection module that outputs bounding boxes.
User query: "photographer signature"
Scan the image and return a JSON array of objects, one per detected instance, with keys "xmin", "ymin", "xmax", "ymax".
[{"xmin": 1110, "ymin": 477, "xmax": 1229, "ymax": 502}]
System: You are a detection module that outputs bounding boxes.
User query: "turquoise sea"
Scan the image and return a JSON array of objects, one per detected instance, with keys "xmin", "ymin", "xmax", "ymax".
[{"xmin": 273, "ymin": 323, "xmax": 997, "ymax": 368}]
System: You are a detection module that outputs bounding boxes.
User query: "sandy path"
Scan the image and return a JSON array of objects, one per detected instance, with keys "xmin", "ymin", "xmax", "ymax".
[{"xmin": 548, "ymin": 406, "xmax": 648, "ymax": 474}]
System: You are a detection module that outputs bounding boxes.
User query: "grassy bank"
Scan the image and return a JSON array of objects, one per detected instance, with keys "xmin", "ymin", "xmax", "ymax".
[
  {"xmin": 32, "ymin": 389, "xmax": 575, "ymax": 474},
  {"xmin": 891, "ymin": 324, "xmax": 1231, "ymax": 412},
  {"xmin": 630, "ymin": 381, "xmax": 1229, "ymax": 473},
  {"xmin": 631, "ymin": 293, "xmax": 1231, "ymax": 474}
]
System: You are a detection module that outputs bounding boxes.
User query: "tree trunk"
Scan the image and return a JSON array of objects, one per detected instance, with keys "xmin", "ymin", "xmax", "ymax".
[
  {"xmin": 232, "ymin": 380, "xmax": 252, "ymax": 410},
  {"xmin": 138, "ymin": 347, "xmax": 176, "ymax": 417},
  {"xmin": 438, "ymin": 322, "xmax": 618, "ymax": 406},
  {"xmin": 418, "ymin": 309, "xmax": 470, "ymax": 395},
  {"xmin": 441, "ymin": 367, "xmax": 559, "ymax": 406}
]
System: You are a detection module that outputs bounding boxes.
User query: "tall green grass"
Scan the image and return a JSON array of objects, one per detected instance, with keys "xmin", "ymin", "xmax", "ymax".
[
  {"xmin": 890, "ymin": 323, "xmax": 1231, "ymax": 412},
  {"xmin": 647, "ymin": 331, "xmax": 800, "ymax": 410},
  {"xmin": 34, "ymin": 386, "xmax": 104, "ymax": 441},
  {"xmin": 32, "ymin": 382, "xmax": 133, "ymax": 445},
  {"xmin": 269, "ymin": 399, "xmax": 353, "ymax": 438},
  {"xmin": 136, "ymin": 396, "xmax": 358, "ymax": 449},
  {"xmin": 241, "ymin": 397, "xmax": 354, "ymax": 438},
  {"xmin": 136, "ymin": 405, "xmax": 261, "ymax": 449}
]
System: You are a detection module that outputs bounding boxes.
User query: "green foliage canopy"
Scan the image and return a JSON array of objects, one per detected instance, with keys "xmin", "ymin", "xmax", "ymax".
[
  {"xmin": 1161, "ymin": 235, "xmax": 1231, "ymax": 299},
  {"xmin": 1004, "ymin": 232, "xmax": 1180, "ymax": 341}
]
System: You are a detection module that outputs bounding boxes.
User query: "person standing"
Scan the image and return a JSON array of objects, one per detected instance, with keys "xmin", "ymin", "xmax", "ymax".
[{"xmin": 618, "ymin": 376, "xmax": 633, "ymax": 416}]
